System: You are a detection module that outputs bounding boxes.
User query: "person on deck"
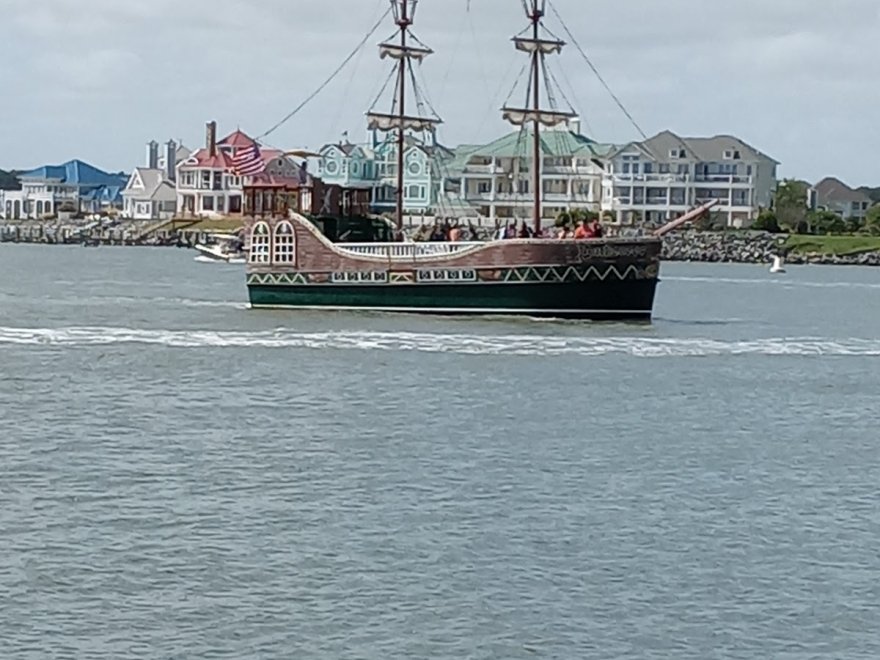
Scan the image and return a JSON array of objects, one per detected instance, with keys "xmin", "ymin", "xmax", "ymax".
[
  {"xmin": 574, "ymin": 219, "xmax": 592, "ymax": 240},
  {"xmin": 518, "ymin": 221, "xmax": 533, "ymax": 239},
  {"xmin": 589, "ymin": 219, "xmax": 604, "ymax": 239}
]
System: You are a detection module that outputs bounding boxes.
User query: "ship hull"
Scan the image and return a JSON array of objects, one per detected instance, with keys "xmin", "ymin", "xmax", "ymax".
[
  {"xmin": 248, "ymin": 279, "xmax": 657, "ymax": 320},
  {"xmin": 243, "ymin": 213, "xmax": 663, "ymax": 322}
]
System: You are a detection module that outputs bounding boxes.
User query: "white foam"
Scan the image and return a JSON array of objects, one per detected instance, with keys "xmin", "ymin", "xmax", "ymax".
[
  {"xmin": 1, "ymin": 326, "xmax": 878, "ymax": 357},
  {"xmin": 665, "ymin": 275, "xmax": 880, "ymax": 290}
]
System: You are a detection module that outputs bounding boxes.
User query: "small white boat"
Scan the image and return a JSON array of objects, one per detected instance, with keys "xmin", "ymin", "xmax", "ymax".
[
  {"xmin": 194, "ymin": 241, "xmax": 245, "ymax": 264},
  {"xmin": 770, "ymin": 254, "xmax": 786, "ymax": 274}
]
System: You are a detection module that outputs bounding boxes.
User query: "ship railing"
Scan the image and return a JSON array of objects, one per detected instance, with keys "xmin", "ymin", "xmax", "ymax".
[{"xmin": 336, "ymin": 241, "xmax": 485, "ymax": 260}]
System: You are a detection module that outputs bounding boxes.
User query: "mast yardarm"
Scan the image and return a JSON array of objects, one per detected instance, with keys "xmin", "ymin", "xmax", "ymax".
[
  {"xmin": 502, "ymin": 0, "xmax": 576, "ymax": 233},
  {"xmin": 366, "ymin": 0, "xmax": 442, "ymax": 230}
]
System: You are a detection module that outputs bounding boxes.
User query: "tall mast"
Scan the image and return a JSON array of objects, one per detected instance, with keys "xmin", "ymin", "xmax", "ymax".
[
  {"xmin": 367, "ymin": 0, "xmax": 442, "ymax": 231},
  {"xmin": 502, "ymin": 0, "xmax": 576, "ymax": 235},
  {"xmin": 396, "ymin": 1, "xmax": 409, "ymax": 230},
  {"xmin": 530, "ymin": 4, "xmax": 542, "ymax": 234}
]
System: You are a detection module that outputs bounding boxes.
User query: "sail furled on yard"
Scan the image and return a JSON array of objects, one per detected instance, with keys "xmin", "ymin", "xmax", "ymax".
[
  {"xmin": 368, "ymin": 0, "xmax": 443, "ymax": 228},
  {"xmin": 501, "ymin": 0, "xmax": 579, "ymax": 232}
]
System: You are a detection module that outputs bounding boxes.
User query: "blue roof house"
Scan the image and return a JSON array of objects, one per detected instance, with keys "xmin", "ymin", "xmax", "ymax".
[{"xmin": 12, "ymin": 159, "xmax": 127, "ymax": 218}]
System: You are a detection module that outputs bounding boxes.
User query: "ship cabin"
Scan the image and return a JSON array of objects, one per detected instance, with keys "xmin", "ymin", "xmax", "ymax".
[{"xmin": 243, "ymin": 174, "xmax": 394, "ymax": 244}]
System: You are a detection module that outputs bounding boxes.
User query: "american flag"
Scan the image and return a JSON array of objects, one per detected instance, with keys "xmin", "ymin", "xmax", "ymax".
[{"xmin": 232, "ymin": 143, "xmax": 266, "ymax": 176}]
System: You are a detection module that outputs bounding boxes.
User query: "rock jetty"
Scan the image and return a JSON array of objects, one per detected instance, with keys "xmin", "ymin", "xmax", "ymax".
[{"xmin": 662, "ymin": 231, "xmax": 880, "ymax": 266}]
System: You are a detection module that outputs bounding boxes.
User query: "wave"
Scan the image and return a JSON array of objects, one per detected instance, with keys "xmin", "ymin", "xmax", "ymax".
[
  {"xmin": 1, "ymin": 326, "xmax": 878, "ymax": 357},
  {"xmin": 664, "ymin": 275, "xmax": 880, "ymax": 290}
]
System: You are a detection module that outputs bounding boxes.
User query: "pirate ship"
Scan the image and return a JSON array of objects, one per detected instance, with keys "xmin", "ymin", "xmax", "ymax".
[{"xmin": 242, "ymin": 0, "xmax": 698, "ymax": 320}]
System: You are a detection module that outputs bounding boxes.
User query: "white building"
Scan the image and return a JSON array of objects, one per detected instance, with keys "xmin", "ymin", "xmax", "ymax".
[
  {"xmin": 122, "ymin": 140, "xmax": 191, "ymax": 220},
  {"xmin": 447, "ymin": 126, "xmax": 609, "ymax": 223},
  {"xmin": 601, "ymin": 131, "xmax": 779, "ymax": 228}
]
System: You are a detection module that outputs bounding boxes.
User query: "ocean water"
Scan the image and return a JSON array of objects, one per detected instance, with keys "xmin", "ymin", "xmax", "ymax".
[{"xmin": 1, "ymin": 244, "xmax": 879, "ymax": 659}]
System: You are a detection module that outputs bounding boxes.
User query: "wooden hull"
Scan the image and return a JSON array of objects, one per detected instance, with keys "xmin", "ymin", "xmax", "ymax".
[{"xmin": 244, "ymin": 214, "xmax": 662, "ymax": 321}]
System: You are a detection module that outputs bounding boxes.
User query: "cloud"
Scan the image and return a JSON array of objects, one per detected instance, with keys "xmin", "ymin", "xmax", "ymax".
[{"xmin": 0, "ymin": 0, "xmax": 878, "ymax": 185}]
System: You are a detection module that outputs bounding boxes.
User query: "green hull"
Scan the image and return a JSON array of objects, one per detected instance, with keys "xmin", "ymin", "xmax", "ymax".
[{"xmin": 248, "ymin": 280, "xmax": 658, "ymax": 320}]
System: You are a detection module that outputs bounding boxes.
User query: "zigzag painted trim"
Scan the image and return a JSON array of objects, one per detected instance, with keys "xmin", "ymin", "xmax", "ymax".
[
  {"xmin": 247, "ymin": 272, "xmax": 308, "ymax": 286},
  {"xmin": 502, "ymin": 264, "xmax": 645, "ymax": 283}
]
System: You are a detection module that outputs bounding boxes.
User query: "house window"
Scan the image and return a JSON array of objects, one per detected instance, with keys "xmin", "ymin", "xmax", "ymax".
[
  {"xmin": 325, "ymin": 161, "xmax": 338, "ymax": 175},
  {"xmin": 202, "ymin": 196, "xmax": 214, "ymax": 211},
  {"xmin": 273, "ymin": 221, "xmax": 295, "ymax": 264},
  {"xmin": 668, "ymin": 149, "xmax": 686, "ymax": 159},
  {"xmin": 182, "ymin": 172, "xmax": 194, "ymax": 187},
  {"xmin": 407, "ymin": 184, "xmax": 421, "ymax": 198},
  {"xmin": 201, "ymin": 171, "xmax": 211, "ymax": 188},
  {"xmin": 408, "ymin": 161, "xmax": 421, "ymax": 176},
  {"xmin": 250, "ymin": 222, "xmax": 270, "ymax": 264}
]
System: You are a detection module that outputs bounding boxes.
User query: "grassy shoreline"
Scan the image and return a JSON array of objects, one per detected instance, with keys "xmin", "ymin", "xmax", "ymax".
[{"xmin": 784, "ymin": 235, "xmax": 880, "ymax": 256}]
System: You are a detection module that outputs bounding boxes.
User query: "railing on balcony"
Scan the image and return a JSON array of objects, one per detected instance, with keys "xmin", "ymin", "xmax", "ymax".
[
  {"xmin": 542, "ymin": 164, "xmax": 597, "ymax": 175},
  {"xmin": 464, "ymin": 164, "xmax": 506, "ymax": 175},
  {"xmin": 336, "ymin": 241, "xmax": 485, "ymax": 260},
  {"xmin": 694, "ymin": 175, "xmax": 752, "ymax": 184},
  {"xmin": 612, "ymin": 173, "xmax": 690, "ymax": 184},
  {"xmin": 612, "ymin": 173, "xmax": 753, "ymax": 185}
]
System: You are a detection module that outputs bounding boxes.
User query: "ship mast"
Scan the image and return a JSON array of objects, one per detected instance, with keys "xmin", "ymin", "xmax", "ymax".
[
  {"xmin": 367, "ymin": 0, "xmax": 442, "ymax": 230},
  {"xmin": 502, "ymin": 0, "xmax": 576, "ymax": 234}
]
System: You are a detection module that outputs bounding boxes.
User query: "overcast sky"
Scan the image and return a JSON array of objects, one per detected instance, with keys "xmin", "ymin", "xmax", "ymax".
[{"xmin": 1, "ymin": 0, "xmax": 878, "ymax": 185}]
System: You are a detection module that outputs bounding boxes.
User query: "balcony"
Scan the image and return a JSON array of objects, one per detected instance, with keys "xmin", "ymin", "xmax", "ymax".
[
  {"xmin": 610, "ymin": 173, "xmax": 690, "ymax": 184},
  {"xmin": 464, "ymin": 164, "xmax": 505, "ymax": 175},
  {"xmin": 693, "ymin": 174, "xmax": 753, "ymax": 185},
  {"xmin": 542, "ymin": 164, "xmax": 597, "ymax": 175}
]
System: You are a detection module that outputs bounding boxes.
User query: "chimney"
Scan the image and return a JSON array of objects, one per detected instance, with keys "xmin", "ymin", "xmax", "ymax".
[
  {"xmin": 146, "ymin": 140, "xmax": 159, "ymax": 168},
  {"xmin": 165, "ymin": 140, "xmax": 177, "ymax": 182},
  {"xmin": 206, "ymin": 121, "xmax": 217, "ymax": 157}
]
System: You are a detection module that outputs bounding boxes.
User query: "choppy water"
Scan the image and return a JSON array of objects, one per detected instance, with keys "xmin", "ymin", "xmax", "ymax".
[{"xmin": 1, "ymin": 244, "xmax": 879, "ymax": 659}]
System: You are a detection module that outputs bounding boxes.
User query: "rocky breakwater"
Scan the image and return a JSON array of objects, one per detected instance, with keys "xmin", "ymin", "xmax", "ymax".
[
  {"xmin": 662, "ymin": 231, "xmax": 880, "ymax": 266},
  {"xmin": 662, "ymin": 231, "xmax": 783, "ymax": 264}
]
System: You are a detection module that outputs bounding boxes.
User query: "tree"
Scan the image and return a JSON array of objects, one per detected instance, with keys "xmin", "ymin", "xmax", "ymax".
[
  {"xmin": 807, "ymin": 210, "xmax": 846, "ymax": 235},
  {"xmin": 752, "ymin": 210, "xmax": 781, "ymax": 233},
  {"xmin": 696, "ymin": 210, "xmax": 727, "ymax": 231},
  {"xmin": 866, "ymin": 204, "xmax": 880, "ymax": 236},
  {"xmin": 773, "ymin": 179, "xmax": 809, "ymax": 231},
  {"xmin": 846, "ymin": 216, "xmax": 866, "ymax": 234}
]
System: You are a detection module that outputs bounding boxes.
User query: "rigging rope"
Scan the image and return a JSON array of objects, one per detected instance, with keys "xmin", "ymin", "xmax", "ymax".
[
  {"xmin": 368, "ymin": 67, "xmax": 399, "ymax": 114},
  {"xmin": 546, "ymin": 0, "xmax": 647, "ymax": 141},
  {"xmin": 257, "ymin": 5, "xmax": 393, "ymax": 141}
]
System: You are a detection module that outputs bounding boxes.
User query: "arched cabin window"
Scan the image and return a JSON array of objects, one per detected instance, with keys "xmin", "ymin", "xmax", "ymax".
[
  {"xmin": 273, "ymin": 221, "xmax": 295, "ymax": 264},
  {"xmin": 250, "ymin": 222, "xmax": 270, "ymax": 264}
]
